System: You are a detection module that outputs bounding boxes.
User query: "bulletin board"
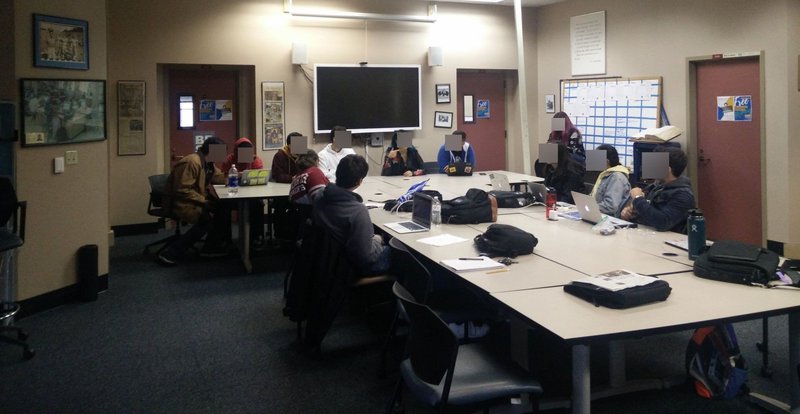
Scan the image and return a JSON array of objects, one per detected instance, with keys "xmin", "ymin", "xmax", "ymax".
[{"xmin": 560, "ymin": 77, "xmax": 662, "ymax": 167}]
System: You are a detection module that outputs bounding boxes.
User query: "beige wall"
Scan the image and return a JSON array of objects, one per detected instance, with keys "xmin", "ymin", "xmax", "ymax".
[
  {"xmin": 13, "ymin": 0, "xmax": 109, "ymax": 300},
  {"xmin": 535, "ymin": 0, "xmax": 799, "ymax": 246}
]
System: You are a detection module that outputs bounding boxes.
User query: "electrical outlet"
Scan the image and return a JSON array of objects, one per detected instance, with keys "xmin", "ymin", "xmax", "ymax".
[
  {"xmin": 370, "ymin": 133, "xmax": 383, "ymax": 147},
  {"xmin": 65, "ymin": 150, "xmax": 78, "ymax": 165}
]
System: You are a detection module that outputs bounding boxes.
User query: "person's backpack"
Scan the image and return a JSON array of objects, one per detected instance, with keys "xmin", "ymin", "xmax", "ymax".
[
  {"xmin": 685, "ymin": 324, "xmax": 748, "ymax": 400},
  {"xmin": 441, "ymin": 188, "xmax": 497, "ymax": 224},
  {"xmin": 383, "ymin": 190, "xmax": 442, "ymax": 212},
  {"xmin": 487, "ymin": 190, "xmax": 536, "ymax": 208},
  {"xmin": 473, "ymin": 224, "xmax": 537, "ymax": 257},
  {"xmin": 693, "ymin": 240, "xmax": 779, "ymax": 286}
]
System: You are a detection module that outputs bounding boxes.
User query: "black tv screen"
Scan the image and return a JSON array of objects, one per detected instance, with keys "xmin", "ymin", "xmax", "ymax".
[{"xmin": 314, "ymin": 65, "xmax": 421, "ymax": 134}]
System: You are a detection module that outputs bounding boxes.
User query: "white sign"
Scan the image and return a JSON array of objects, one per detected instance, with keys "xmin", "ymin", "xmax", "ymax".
[{"xmin": 571, "ymin": 11, "xmax": 606, "ymax": 76}]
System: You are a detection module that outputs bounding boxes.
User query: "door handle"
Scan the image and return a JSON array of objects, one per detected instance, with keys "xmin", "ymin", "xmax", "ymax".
[{"xmin": 698, "ymin": 149, "xmax": 711, "ymax": 165}]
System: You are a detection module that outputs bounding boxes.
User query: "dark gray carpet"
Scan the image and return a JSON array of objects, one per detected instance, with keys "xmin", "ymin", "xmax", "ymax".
[{"xmin": 0, "ymin": 230, "xmax": 792, "ymax": 413}]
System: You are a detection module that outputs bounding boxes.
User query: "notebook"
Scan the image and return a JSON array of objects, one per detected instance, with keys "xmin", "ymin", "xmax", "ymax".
[
  {"xmin": 383, "ymin": 192, "xmax": 434, "ymax": 234},
  {"xmin": 445, "ymin": 162, "xmax": 473, "ymax": 176},
  {"xmin": 489, "ymin": 173, "xmax": 510, "ymax": 191},
  {"xmin": 570, "ymin": 191, "xmax": 637, "ymax": 228}
]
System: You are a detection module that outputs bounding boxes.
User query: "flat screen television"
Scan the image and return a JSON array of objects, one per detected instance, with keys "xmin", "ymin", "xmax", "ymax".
[{"xmin": 314, "ymin": 64, "xmax": 421, "ymax": 134}]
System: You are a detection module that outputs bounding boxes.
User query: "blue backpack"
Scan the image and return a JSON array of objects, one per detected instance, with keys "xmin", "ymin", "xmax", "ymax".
[{"xmin": 685, "ymin": 324, "xmax": 748, "ymax": 399}]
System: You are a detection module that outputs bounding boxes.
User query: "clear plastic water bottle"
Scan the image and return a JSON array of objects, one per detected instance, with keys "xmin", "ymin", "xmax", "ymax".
[
  {"xmin": 431, "ymin": 196, "xmax": 441, "ymax": 227},
  {"xmin": 227, "ymin": 164, "xmax": 239, "ymax": 196},
  {"xmin": 687, "ymin": 209, "xmax": 706, "ymax": 260}
]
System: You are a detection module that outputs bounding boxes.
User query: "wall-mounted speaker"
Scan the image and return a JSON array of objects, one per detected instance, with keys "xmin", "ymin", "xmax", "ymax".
[
  {"xmin": 292, "ymin": 42, "xmax": 308, "ymax": 65},
  {"xmin": 428, "ymin": 46, "xmax": 443, "ymax": 67}
]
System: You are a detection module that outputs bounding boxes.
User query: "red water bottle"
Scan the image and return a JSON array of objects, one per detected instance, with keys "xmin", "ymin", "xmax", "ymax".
[{"xmin": 545, "ymin": 187, "xmax": 557, "ymax": 220}]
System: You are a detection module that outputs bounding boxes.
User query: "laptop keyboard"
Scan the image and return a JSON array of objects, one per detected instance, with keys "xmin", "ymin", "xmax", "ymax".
[{"xmin": 399, "ymin": 221, "xmax": 426, "ymax": 231}]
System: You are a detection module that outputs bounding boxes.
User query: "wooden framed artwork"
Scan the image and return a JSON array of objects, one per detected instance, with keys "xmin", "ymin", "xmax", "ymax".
[
  {"xmin": 261, "ymin": 81, "xmax": 285, "ymax": 150},
  {"xmin": 20, "ymin": 78, "xmax": 106, "ymax": 147},
  {"xmin": 117, "ymin": 81, "xmax": 146, "ymax": 155},
  {"xmin": 33, "ymin": 14, "xmax": 89, "ymax": 70}
]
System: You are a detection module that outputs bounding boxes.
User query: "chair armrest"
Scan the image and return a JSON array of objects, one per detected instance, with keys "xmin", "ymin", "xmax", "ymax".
[{"xmin": 17, "ymin": 201, "xmax": 26, "ymax": 242}]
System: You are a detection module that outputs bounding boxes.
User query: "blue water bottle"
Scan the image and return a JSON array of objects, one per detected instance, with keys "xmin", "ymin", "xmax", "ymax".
[{"xmin": 687, "ymin": 209, "xmax": 706, "ymax": 260}]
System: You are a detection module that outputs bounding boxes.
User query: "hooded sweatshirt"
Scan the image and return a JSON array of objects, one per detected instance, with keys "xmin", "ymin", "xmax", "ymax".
[
  {"xmin": 312, "ymin": 183, "xmax": 387, "ymax": 275},
  {"xmin": 590, "ymin": 165, "xmax": 631, "ymax": 217},
  {"xmin": 270, "ymin": 144, "xmax": 298, "ymax": 183},
  {"xmin": 222, "ymin": 137, "xmax": 264, "ymax": 174},
  {"xmin": 632, "ymin": 175, "xmax": 695, "ymax": 232},
  {"xmin": 318, "ymin": 143, "xmax": 356, "ymax": 182}
]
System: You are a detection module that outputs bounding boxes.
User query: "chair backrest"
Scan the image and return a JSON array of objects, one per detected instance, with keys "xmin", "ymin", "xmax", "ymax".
[
  {"xmin": 0, "ymin": 177, "xmax": 17, "ymax": 228},
  {"xmin": 0, "ymin": 177, "xmax": 25, "ymax": 245},
  {"xmin": 393, "ymin": 282, "xmax": 459, "ymax": 402},
  {"xmin": 388, "ymin": 237, "xmax": 432, "ymax": 303},
  {"xmin": 147, "ymin": 174, "xmax": 171, "ymax": 213}
]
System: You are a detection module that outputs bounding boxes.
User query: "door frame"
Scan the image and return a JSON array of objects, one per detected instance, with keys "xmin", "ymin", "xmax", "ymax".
[{"xmin": 686, "ymin": 51, "xmax": 766, "ymax": 244}]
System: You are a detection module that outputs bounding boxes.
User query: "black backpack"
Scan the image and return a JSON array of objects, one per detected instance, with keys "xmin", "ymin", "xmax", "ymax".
[
  {"xmin": 383, "ymin": 190, "xmax": 443, "ymax": 212},
  {"xmin": 487, "ymin": 190, "xmax": 537, "ymax": 208},
  {"xmin": 473, "ymin": 223, "xmax": 537, "ymax": 258},
  {"xmin": 441, "ymin": 188, "xmax": 497, "ymax": 224}
]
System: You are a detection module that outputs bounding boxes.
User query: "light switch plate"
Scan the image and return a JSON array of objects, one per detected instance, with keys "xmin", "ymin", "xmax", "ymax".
[{"xmin": 54, "ymin": 157, "xmax": 65, "ymax": 174}]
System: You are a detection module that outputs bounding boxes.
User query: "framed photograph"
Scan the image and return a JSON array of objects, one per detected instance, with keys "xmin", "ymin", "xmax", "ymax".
[
  {"xmin": 463, "ymin": 94, "xmax": 475, "ymax": 123},
  {"xmin": 261, "ymin": 81, "xmax": 285, "ymax": 150},
  {"xmin": 20, "ymin": 78, "xmax": 106, "ymax": 147},
  {"xmin": 117, "ymin": 81, "xmax": 145, "ymax": 156},
  {"xmin": 33, "ymin": 14, "xmax": 89, "ymax": 70},
  {"xmin": 434, "ymin": 111, "xmax": 453, "ymax": 129},
  {"xmin": 436, "ymin": 83, "xmax": 451, "ymax": 104},
  {"xmin": 545, "ymin": 94, "xmax": 556, "ymax": 113}
]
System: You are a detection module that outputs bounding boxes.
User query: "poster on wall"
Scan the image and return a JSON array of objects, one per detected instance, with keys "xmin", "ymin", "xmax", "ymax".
[
  {"xmin": 570, "ymin": 11, "xmax": 606, "ymax": 76},
  {"xmin": 117, "ymin": 80, "xmax": 146, "ymax": 155},
  {"xmin": 476, "ymin": 99, "xmax": 490, "ymax": 119},
  {"xmin": 717, "ymin": 95, "xmax": 752, "ymax": 121},
  {"xmin": 262, "ymin": 81, "xmax": 285, "ymax": 150},
  {"xmin": 199, "ymin": 99, "xmax": 233, "ymax": 121}
]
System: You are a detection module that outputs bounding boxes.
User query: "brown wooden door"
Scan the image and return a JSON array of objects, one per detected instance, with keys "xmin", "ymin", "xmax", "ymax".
[
  {"xmin": 456, "ymin": 71, "xmax": 507, "ymax": 171},
  {"xmin": 694, "ymin": 56, "xmax": 761, "ymax": 245},
  {"xmin": 168, "ymin": 68, "xmax": 239, "ymax": 164}
]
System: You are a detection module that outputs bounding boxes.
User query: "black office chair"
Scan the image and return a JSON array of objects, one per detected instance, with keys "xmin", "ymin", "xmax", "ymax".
[
  {"xmin": 0, "ymin": 177, "xmax": 35, "ymax": 359},
  {"xmin": 143, "ymin": 174, "xmax": 181, "ymax": 254},
  {"xmin": 386, "ymin": 282, "xmax": 541, "ymax": 413},
  {"xmin": 423, "ymin": 161, "xmax": 441, "ymax": 174}
]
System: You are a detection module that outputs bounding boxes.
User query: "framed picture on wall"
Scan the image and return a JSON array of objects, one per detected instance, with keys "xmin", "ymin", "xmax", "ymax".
[
  {"xmin": 20, "ymin": 78, "xmax": 106, "ymax": 147},
  {"xmin": 33, "ymin": 14, "xmax": 89, "ymax": 70},
  {"xmin": 436, "ymin": 84, "xmax": 451, "ymax": 104},
  {"xmin": 545, "ymin": 94, "xmax": 556, "ymax": 113},
  {"xmin": 434, "ymin": 111, "xmax": 453, "ymax": 128},
  {"xmin": 117, "ymin": 80, "xmax": 146, "ymax": 156},
  {"xmin": 261, "ymin": 81, "xmax": 285, "ymax": 150}
]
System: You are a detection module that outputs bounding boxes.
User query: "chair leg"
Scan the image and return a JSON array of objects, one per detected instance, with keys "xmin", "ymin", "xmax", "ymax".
[
  {"xmin": 756, "ymin": 316, "xmax": 772, "ymax": 377},
  {"xmin": 0, "ymin": 328, "xmax": 35, "ymax": 359},
  {"xmin": 386, "ymin": 378, "xmax": 404, "ymax": 414},
  {"xmin": 379, "ymin": 310, "xmax": 401, "ymax": 379}
]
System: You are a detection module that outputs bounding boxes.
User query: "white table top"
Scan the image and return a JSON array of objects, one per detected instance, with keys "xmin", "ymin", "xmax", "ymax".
[
  {"xmin": 492, "ymin": 273, "xmax": 800, "ymax": 344},
  {"xmin": 213, "ymin": 182, "xmax": 290, "ymax": 199}
]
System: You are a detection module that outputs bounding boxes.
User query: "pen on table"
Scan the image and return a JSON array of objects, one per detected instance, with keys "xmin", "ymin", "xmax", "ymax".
[
  {"xmin": 459, "ymin": 257, "xmax": 484, "ymax": 261},
  {"xmin": 486, "ymin": 268, "xmax": 510, "ymax": 274}
]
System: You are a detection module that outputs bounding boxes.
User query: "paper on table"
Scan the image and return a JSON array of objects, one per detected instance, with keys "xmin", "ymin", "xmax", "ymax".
[
  {"xmin": 440, "ymin": 257, "xmax": 505, "ymax": 272},
  {"xmin": 574, "ymin": 269, "xmax": 659, "ymax": 292},
  {"xmin": 417, "ymin": 234, "xmax": 468, "ymax": 247}
]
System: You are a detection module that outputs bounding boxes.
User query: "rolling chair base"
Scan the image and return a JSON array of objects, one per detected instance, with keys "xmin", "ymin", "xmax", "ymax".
[{"xmin": 1, "ymin": 302, "xmax": 35, "ymax": 360}]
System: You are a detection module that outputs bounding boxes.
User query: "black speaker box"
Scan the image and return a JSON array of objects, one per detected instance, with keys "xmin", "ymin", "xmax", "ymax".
[{"xmin": 77, "ymin": 244, "xmax": 99, "ymax": 302}]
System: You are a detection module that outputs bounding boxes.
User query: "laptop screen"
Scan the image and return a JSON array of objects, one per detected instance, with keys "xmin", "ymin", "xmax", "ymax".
[{"xmin": 411, "ymin": 192, "xmax": 433, "ymax": 228}]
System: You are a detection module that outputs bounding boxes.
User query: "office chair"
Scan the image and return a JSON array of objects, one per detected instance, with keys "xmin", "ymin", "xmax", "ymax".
[
  {"xmin": 386, "ymin": 282, "xmax": 541, "ymax": 413},
  {"xmin": 0, "ymin": 177, "xmax": 35, "ymax": 359},
  {"xmin": 143, "ymin": 174, "xmax": 181, "ymax": 254}
]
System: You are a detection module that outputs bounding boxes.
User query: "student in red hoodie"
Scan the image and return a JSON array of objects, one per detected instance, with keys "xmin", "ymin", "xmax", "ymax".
[{"xmin": 222, "ymin": 137, "xmax": 264, "ymax": 174}]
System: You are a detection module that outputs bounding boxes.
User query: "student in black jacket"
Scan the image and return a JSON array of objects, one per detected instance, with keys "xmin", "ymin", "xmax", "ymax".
[
  {"xmin": 381, "ymin": 131, "xmax": 425, "ymax": 177},
  {"xmin": 543, "ymin": 143, "xmax": 586, "ymax": 204}
]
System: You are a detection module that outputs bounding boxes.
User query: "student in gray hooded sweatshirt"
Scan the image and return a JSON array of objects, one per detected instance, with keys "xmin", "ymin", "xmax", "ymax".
[{"xmin": 312, "ymin": 154, "xmax": 390, "ymax": 275}]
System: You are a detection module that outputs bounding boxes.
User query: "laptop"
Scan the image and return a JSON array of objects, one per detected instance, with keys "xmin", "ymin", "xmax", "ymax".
[
  {"xmin": 527, "ymin": 182, "xmax": 548, "ymax": 203},
  {"xmin": 489, "ymin": 173, "xmax": 510, "ymax": 191},
  {"xmin": 383, "ymin": 192, "xmax": 434, "ymax": 234},
  {"xmin": 445, "ymin": 162, "xmax": 473, "ymax": 176},
  {"xmin": 570, "ymin": 191, "xmax": 637, "ymax": 228}
]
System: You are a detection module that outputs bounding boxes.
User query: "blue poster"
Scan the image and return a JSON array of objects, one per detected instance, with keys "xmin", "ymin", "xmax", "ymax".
[
  {"xmin": 734, "ymin": 95, "xmax": 752, "ymax": 121},
  {"xmin": 476, "ymin": 99, "xmax": 490, "ymax": 119}
]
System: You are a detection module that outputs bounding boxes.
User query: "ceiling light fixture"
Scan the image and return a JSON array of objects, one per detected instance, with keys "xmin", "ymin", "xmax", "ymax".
[{"xmin": 284, "ymin": 0, "xmax": 437, "ymax": 23}]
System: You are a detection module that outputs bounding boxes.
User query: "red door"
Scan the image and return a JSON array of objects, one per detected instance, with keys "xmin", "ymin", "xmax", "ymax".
[
  {"xmin": 695, "ymin": 56, "xmax": 761, "ymax": 245},
  {"xmin": 457, "ymin": 71, "xmax": 507, "ymax": 171},
  {"xmin": 168, "ymin": 68, "xmax": 239, "ymax": 164}
]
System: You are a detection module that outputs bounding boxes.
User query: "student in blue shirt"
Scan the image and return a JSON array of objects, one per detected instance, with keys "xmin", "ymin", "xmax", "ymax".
[{"xmin": 436, "ymin": 130, "xmax": 476, "ymax": 173}]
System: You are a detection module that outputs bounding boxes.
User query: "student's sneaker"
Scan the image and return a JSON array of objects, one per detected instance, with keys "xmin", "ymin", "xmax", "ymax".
[{"xmin": 156, "ymin": 252, "xmax": 177, "ymax": 267}]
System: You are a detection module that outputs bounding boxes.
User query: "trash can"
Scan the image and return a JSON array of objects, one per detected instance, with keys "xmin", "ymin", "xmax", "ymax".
[{"xmin": 77, "ymin": 244, "xmax": 98, "ymax": 302}]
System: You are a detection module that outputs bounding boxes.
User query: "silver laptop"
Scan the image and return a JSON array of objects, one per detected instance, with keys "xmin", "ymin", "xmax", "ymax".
[
  {"xmin": 489, "ymin": 173, "xmax": 510, "ymax": 191},
  {"xmin": 383, "ymin": 192, "xmax": 434, "ymax": 234},
  {"xmin": 570, "ymin": 191, "xmax": 637, "ymax": 228},
  {"xmin": 528, "ymin": 182, "xmax": 548, "ymax": 203}
]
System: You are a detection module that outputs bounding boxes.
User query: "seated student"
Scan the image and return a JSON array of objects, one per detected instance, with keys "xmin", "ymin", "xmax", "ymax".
[
  {"xmin": 318, "ymin": 126, "xmax": 356, "ymax": 183},
  {"xmin": 290, "ymin": 150, "xmax": 329, "ymax": 205},
  {"xmin": 381, "ymin": 131, "xmax": 425, "ymax": 177},
  {"xmin": 222, "ymin": 137, "xmax": 263, "ymax": 173},
  {"xmin": 270, "ymin": 132, "xmax": 302, "ymax": 183},
  {"xmin": 157, "ymin": 137, "xmax": 230, "ymax": 265},
  {"xmin": 436, "ymin": 130, "xmax": 476, "ymax": 173},
  {"xmin": 543, "ymin": 143, "xmax": 586, "ymax": 204},
  {"xmin": 620, "ymin": 146, "xmax": 695, "ymax": 232},
  {"xmin": 549, "ymin": 111, "xmax": 586, "ymax": 164},
  {"xmin": 312, "ymin": 154, "xmax": 390, "ymax": 276},
  {"xmin": 590, "ymin": 144, "xmax": 631, "ymax": 217}
]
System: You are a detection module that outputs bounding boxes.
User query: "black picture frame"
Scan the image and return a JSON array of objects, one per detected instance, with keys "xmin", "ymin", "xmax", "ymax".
[
  {"xmin": 434, "ymin": 111, "xmax": 453, "ymax": 128},
  {"xmin": 33, "ymin": 14, "xmax": 89, "ymax": 70},
  {"xmin": 436, "ymin": 83, "xmax": 451, "ymax": 104},
  {"xmin": 20, "ymin": 78, "xmax": 106, "ymax": 147}
]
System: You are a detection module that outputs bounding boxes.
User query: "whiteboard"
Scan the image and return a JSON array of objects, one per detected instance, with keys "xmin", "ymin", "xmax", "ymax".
[{"xmin": 560, "ymin": 77, "xmax": 662, "ymax": 167}]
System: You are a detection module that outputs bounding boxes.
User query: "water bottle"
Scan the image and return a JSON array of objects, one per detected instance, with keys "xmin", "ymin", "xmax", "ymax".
[
  {"xmin": 431, "ymin": 196, "xmax": 441, "ymax": 227},
  {"xmin": 227, "ymin": 164, "xmax": 239, "ymax": 196},
  {"xmin": 545, "ymin": 187, "xmax": 557, "ymax": 220},
  {"xmin": 687, "ymin": 209, "xmax": 706, "ymax": 260}
]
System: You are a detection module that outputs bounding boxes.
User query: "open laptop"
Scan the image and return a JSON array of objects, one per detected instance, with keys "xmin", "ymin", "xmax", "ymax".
[
  {"xmin": 383, "ymin": 192, "xmax": 434, "ymax": 234},
  {"xmin": 489, "ymin": 173, "xmax": 510, "ymax": 191},
  {"xmin": 570, "ymin": 191, "xmax": 637, "ymax": 228},
  {"xmin": 445, "ymin": 162, "xmax": 473, "ymax": 176},
  {"xmin": 527, "ymin": 182, "xmax": 548, "ymax": 203}
]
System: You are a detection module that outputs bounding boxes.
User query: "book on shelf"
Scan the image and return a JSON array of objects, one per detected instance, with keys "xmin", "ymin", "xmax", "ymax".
[{"xmin": 629, "ymin": 125, "xmax": 683, "ymax": 143}]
